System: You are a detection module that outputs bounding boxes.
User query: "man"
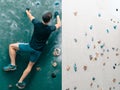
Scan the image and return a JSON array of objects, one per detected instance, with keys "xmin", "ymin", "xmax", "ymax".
[{"xmin": 3, "ymin": 8, "xmax": 61, "ymax": 89}]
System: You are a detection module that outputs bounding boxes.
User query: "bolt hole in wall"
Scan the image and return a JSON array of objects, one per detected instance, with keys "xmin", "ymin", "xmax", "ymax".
[{"xmin": 62, "ymin": 0, "xmax": 120, "ymax": 90}]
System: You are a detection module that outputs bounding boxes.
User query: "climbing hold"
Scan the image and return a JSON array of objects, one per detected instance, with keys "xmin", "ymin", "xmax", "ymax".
[
  {"xmin": 98, "ymin": 13, "xmax": 101, "ymax": 17},
  {"xmin": 113, "ymin": 21, "xmax": 116, "ymax": 23},
  {"xmin": 93, "ymin": 45, "xmax": 96, "ymax": 49},
  {"xmin": 94, "ymin": 57, "xmax": 97, "ymax": 61},
  {"xmin": 113, "ymin": 25, "xmax": 117, "ymax": 30},
  {"xmin": 66, "ymin": 88, "xmax": 70, "ymax": 90},
  {"xmin": 92, "ymin": 77, "xmax": 96, "ymax": 81},
  {"xmin": 95, "ymin": 52, "xmax": 99, "ymax": 57},
  {"xmin": 85, "ymin": 32, "xmax": 87, "ymax": 36},
  {"xmin": 97, "ymin": 40, "xmax": 101, "ymax": 44},
  {"xmin": 83, "ymin": 65, "xmax": 87, "ymax": 71},
  {"xmin": 36, "ymin": 67, "xmax": 41, "ymax": 71},
  {"xmin": 74, "ymin": 86, "xmax": 77, "ymax": 90},
  {"xmin": 90, "ymin": 82, "xmax": 93, "ymax": 87},
  {"xmin": 100, "ymin": 44, "xmax": 105, "ymax": 49},
  {"xmin": 109, "ymin": 87, "xmax": 112, "ymax": 90},
  {"xmin": 89, "ymin": 25, "xmax": 93, "ymax": 30},
  {"xmin": 103, "ymin": 62, "xmax": 106, "ymax": 66},
  {"xmin": 101, "ymin": 53, "xmax": 104, "ymax": 56},
  {"xmin": 113, "ymin": 87, "xmax": 115, "ymax": 89},
  {"xmin": 103, "ymin": 49, "xmax": 105, "ymax": 52},
  {"xmin": 55, "ymin": 2, "xmax": 59, "ymax": 6},
  {"xmin": 52, "ymin": 61, "xmax": 57, "ymax": 67},
  {"xmin": 8, "ymin": 84, "xmax": 13, "ymax": 88},
  {"xmin": 87, "ymin": 44, "xmax": 90, "ymax": 49},
  {"xmin": 116, "ymin": 9, "xmax": 118, "ymax": 11},
  {"xmin": 116, "ymin": 48, "xmax": 119, "ymax": 51},
  {"xmin": 112, "ymin": 47, "xmax": 115, "ymax": 51},
  {"xmin": 106, "ymin": 29, "xmax": 109, "ymax": 33},
  {"xmin": 66, "ymin": 65, "xmax": 70, "ymax": 71},
  {"xmin": 116, "ymin": 53, "xmax": 119, "ymax": 56},
  {"xmin": 113, "ymin": 66, "xmax": 116, "ymax": 69},
  {"xmin": 107, "ymin": 49, "xmax": 109, "ymax": 52},
  {"xmin": 74, "ymin": 11, "xmax": 78, "ymax": 16},
  {"xmin": 51, "ymin": 73, "xmax": 56, "ymax": 78},
  {"xmin": 107, "ymin": 57, "xmax": 109, "ymax": 59},
  {"xmin": 53, "ymin": 48, "xmax": 61, "ymax": 56},
  {"xmin": 91, "ymin": 37, "xmax": 94, "ymax": 41},
  {"xmin": 35, "ymin": 1, "xmax": 41, "ymax": 7},
  {"xmin": 74, "ymin": 38, "xmax": 77, "ymax": 43},
  {"xmin": 89, "ymin": 55, "xmax": 93, "ymax": 60},
  {"xmin": 74, "ymin": 63, "xmax": 77, "ymax": 72},
  {"xmin": 97, "ymin": 85, "xmax": 100, "ymax": 88},
  {"xmin": 113, "ymin": 78, "xmax": 116, "ymax": 83}
]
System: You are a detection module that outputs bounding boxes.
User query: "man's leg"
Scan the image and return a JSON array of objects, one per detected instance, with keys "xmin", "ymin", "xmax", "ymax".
[
  {"xmin": 19, "ymin": 61, "xmax": 35, "ymax": 82},
  {"xmin": 9, "ymin": 43, "xmax": 19, "ymax": 65},
  {"xmin": 16, "ymin": 61, "xmax": 35, "ymax": 89},
  {"xmin": 3, "ymin": 43, "xmax": 19, "ymax": 71}
]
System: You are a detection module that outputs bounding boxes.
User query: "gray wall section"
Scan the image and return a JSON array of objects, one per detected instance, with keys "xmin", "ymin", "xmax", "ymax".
[{"xmin": 0, "ymin": 0, "xmax": 61, "ymax": 90}]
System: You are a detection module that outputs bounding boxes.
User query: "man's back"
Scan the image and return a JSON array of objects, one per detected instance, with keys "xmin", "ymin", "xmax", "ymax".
[{"xmin": 30, "ymin": 19, "xmax": 56, "ymax": 51}]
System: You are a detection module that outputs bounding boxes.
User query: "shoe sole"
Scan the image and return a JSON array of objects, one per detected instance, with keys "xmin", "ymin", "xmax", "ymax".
[
  {"xmin": 3, "ymin": 68, "xmax": 16, "ymax": 71},
  {"xmin": 16, "ymin": 84, "xmax": 25, "ymax": 89}
]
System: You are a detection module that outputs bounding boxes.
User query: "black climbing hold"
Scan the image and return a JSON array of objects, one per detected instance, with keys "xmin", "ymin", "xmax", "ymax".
[
  {"xmin": 113, "ymin": 66, "xmax": 116, "ymax": 69},
  {"xmin": 116, "ymin": 9, "xmax": 118, "ymax": 11},
  {"xmin": 113, "ymin": 25, "xmax": 117, "ymax": 30},
  {"xmin": 74, "ymin": 38, "xmax": 77, "ymax": 43},
  {"xmin": 26, "ymin": 8, "xmax": 30, "ymax": 11},
  {"xmin": 87, "ymin": 44, "xmax": 90, "ymax": 49},
  {"xmin": 51, "ymin": 73, "xmax": 56, "ymax": 78},
  {"xmin": 66, "ymin": 88, "xmax": 70, "ymax": 90},
  {"xmin": 74, "ymin": 86, "xmax": 77, "ymax": 90},
  {"xmin": 92, "ymin": 77, "xmax": 95, "ymax": 81},
  {"xmin": 55, "ymin": 2, "xmax": 59, "ymax": 6}
]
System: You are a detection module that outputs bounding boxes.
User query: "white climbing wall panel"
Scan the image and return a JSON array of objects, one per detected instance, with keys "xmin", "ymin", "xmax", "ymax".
[{"xmin": 62, "ymin": 0, "xmax": 120, "ymax": 90}]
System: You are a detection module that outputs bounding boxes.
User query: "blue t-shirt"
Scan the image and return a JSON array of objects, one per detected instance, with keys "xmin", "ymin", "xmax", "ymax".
[{"xmin": 30, "ymin": 19, "xmax": 56, "ymax": 51}]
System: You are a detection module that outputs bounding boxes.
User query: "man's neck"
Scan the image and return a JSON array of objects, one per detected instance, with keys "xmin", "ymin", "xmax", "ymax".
[{"xmin": 42, "ymin": 21, "xmax": 49, "ymax": 25}]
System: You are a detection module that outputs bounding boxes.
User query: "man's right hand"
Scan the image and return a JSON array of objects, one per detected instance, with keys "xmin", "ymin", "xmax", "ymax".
[
  {"xmin": 54, "ymin": 11, "xmax": 59, "ymax": 18},
  {"xmin": 26, "ymin": 8, "xmax": 30, "ymax": 11}
]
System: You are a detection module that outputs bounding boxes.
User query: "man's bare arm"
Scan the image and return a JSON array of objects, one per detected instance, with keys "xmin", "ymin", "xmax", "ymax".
[
  {"xmin": 26, "ymin": 9, "xmax": 35, "ymax": 21},
  {"xmin": 55, "ymin": 15, "xmax": 61, "ymax": 29}
]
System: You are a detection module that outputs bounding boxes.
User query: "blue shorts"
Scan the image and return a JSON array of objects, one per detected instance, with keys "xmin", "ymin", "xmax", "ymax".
[{"xmin": 18, "ymin": 43, "xmax": 42, "ymax": 62}]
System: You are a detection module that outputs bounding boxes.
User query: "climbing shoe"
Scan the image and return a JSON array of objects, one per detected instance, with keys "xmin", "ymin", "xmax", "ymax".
[
  {"xmin": 3, "ymin": 64, "xmax": 17, "ymax": 71},
  {"xmin": 16, "ymin": 82, "xmax": 26, "ymax": 89}
]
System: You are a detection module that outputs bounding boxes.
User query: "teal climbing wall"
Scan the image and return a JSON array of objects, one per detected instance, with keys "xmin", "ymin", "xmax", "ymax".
[{"xmin": 0, "ymin": 0, "xmax": 61, "ymax": 90}]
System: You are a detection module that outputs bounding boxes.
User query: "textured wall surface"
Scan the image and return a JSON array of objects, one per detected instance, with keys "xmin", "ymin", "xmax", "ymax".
[
  {"xmin": 0, "ymin": 0, "xmax": 61, "ymax": 90},
  {"xmin": 62, "ymin": 0, "xmax": 120, "ymax": 90}
]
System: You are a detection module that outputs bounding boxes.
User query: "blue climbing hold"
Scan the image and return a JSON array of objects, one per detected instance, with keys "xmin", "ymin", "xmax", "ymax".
[
  {"xmin": 113, "ymin": 25, "xmax": 117, "ymax": 30},
  {"xmin": 74, "ymin": 63, "xmax": 77, "ymax": 72},
  {"xmin": 106, "ymin": 29, "xmax": 109, "ymax": 33},
  {"xmin": 98, "ymin": 13, "xmax": 101, "ymax": 17},
  {"xmin": 89, "ymin": 25, "xmax": 93, "ymax": 30}
]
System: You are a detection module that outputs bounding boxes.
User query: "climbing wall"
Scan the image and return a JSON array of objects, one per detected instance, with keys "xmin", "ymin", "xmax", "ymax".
[
  {"xmin": 62, "ymin": 0, "xmax": 120, "ymax": 90},
  {"xmin": 0, "ymin": 0, "xmax": 61, "ymax": 90}
]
